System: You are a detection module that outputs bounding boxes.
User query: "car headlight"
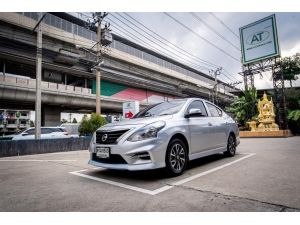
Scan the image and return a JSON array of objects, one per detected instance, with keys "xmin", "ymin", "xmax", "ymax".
[
  {"xmin": 127, "ymin": 121, "xmax": 166, "ymax": 142},
  {"xmin": 89, "ymin": 132, "xmax": 96, "ymax": 152}
]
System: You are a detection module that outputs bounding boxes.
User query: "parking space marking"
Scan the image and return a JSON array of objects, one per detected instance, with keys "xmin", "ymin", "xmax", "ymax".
[
  {"xmin": 69, "ymin": 153, "xmax": 256, "ymax": 195},
  {"xmin": 172, "ymin": 153, "xmax": 256, "ymax": 186},
  {"xmin": 69, "ymin": 170, "xmax": 155, "ymax": 195},
  {"xmin": 0, "ymin": 159, "xmax": 77, "ymax": 162}
]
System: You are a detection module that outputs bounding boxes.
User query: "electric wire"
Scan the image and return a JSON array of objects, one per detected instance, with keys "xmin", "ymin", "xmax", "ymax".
[
  {"xmin": 81, "ymin": 12, "xmax": 241, "ymax": 84},
  {"xmin": 163, "ymin": 12, "xmax": 240, "ymax": 62},
  {"xmin": 209, "ymin": 12, "xmax": 240, "ymax": 39},
  {"xmin": 121, "ymin": 12, "xmax": 220, "ymax": 69},
  {"xmin": 189, "ymin": 12, "xmax": 240, "ymax": 51}
]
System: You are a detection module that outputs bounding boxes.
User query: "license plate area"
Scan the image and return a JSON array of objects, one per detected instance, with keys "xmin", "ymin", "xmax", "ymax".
[{"xmin": 96, "ymin": 147, "xmax": 110, "ymax": 159}]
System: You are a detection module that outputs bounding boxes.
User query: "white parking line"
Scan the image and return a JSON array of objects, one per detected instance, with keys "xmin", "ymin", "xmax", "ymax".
[
  {"xmin": 0, "ymin": 159, "xmax": 77, "ymax": 162},
  {"xmin": 69, "ymin": 153, "xmax": 256, "ymax": 195}
]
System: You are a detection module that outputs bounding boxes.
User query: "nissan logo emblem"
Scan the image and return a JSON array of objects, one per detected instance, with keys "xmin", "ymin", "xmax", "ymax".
[{"xmin": 101, "ymin": 134, "xmax": 108, "ymax": 142}]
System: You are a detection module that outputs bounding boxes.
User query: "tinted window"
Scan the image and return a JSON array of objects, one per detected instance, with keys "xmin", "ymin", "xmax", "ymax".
[
  {"xmin": 41, "ymin": 128, "xmax": 53, "ymax": 134},
  {"xmin": 207, "ymin": 103, "xmax": 222, "ymax": 117},
  {"xmin": 52, "ymin": 128, "xmax": 65, "ymax": 132},
  {"xmin": 25, "ymin": 129, "xmax": 35, "ymax": 135},
  {"xmin": 187, "ymin": 100, "xmax": 208, "ymax": 117},
  {"xmin": 134, "ymin": 100, "xmax": 186, "ymax": 118}
]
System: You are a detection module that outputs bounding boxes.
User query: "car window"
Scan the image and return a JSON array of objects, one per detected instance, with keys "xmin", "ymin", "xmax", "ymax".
[
  {"xmin": 186, "ymin": 100, "xmax": 208, "ymax": 117},
  {"xmin": 25, "ymin": 128, "xmax": 35, "ymax": 135},
  {"xmin": 51, "ymin": 128, "xmax": 64, "ymax": 132},
  {"xmin": 133, "ymin": 100, "xmax": 186, "ymax": 118},
  {"xmin": 41, "ymin": 128, "xmax": 53, "ymax": 134},
  {"xmin": 206, "ymin": 103, "xmax": 222, "ymax": 117}
]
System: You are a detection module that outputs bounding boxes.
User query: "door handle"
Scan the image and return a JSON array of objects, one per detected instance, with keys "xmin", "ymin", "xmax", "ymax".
[{"xmin": 208, "ymin": 122, "xmax": 213, "ymax": 126}]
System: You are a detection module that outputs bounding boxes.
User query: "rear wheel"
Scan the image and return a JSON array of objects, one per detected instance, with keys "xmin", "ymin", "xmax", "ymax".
[
  {"xmin": 224, "ymin": 134, "xmax": 236, "ymax": 157},
  {"xmin": 165, "ymin": 138, "xmax": 188, "ymax": 176}
]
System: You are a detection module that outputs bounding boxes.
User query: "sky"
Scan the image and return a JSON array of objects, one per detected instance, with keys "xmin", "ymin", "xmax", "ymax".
[
  {"xmin": 32, "ymin": 11, "xmax": 300, "ymax": 122},
  {"xmin": 107, "ymin": 12, "xmax": 300, "ymax": 90}
]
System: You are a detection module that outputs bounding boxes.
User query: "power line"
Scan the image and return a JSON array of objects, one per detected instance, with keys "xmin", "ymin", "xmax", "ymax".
[
  {"xmin": 106, "ymin": 20, "xmax": 237, "ymax": 87},
  {"xmin": 189, "ymin": 12, "xmax": 240, "ymax": 51},
  {"xmin": 209, "ymin": 12, "xmax": 240, "ymax": 39},
  {"xmin": 163, "ymin": 12, "xmax": 241, "ymax": 63},
  {"xmin": 107, "ymin": 14, "xmax": 215, "ymax": 73},
  {"xmin": 121, "ymin": 12, "xmax": 241, "ymax": 83},
  {"xmin": 121, "ymin": 12, "xmax": 220, "ymax": 69},
  {"xmin": 78, "ymin": 12, "xmax": 241, "ymax": 84}
]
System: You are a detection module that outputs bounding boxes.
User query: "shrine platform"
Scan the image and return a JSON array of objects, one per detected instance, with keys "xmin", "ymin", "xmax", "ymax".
[{"xmin": 240, "ymin": 130, "xmax": 292, "ymax": 138}]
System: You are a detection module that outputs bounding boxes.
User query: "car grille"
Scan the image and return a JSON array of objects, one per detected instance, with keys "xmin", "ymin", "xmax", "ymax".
[
  {"xmin": 96, "ymin": 129, "xmax": 129, "ymax": 144},
  {"xmin": 92, "ymin": 153, "xmax": 127, "ymax": 164}
]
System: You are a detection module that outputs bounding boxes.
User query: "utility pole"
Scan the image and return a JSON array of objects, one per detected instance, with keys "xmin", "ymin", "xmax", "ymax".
[
  {"xmin": 210, "ymin": 67, "xmax": 222, "ymax": 104},
  {"xmin": 34, "ymin": 12, "xmax": 43, "ymax": 139},
  {"xmin": 91, "ymin": 12, "xmax": 108, "ymax": 115}
]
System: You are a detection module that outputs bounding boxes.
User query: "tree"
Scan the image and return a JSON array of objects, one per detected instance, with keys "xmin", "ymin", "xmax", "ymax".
[
  {"xmin": 61, "ymin": 118, "xmax": 68, "ymax": 124},
  {"xmin": 285, "ymin": 90, "xmax": 300, "ymax": 134},
  {"xmin": 276, "ymin": 54, "xmax": 300, "ymax": 87},
  {"xmin": 72, "ymin": 118, "xmax": 78, "ymax": 123},
  {"xmin": 78, "ymin": 113, "xmax": 107, "ymax": 136},
  {"xmin": 225, "ymin": 88, "xmax": 258, "ymax": 128}
]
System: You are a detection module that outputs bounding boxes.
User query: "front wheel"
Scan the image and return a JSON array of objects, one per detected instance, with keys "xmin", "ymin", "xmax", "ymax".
[
  {"xmin": 224, "ymin": 134, "xmax": 236, "ymax": 157},
  {"xmin": 165, "ymin": 138, "xmax": 188, "ymax": 176}
]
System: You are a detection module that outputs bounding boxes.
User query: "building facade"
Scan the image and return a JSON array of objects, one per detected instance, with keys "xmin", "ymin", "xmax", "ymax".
[{"xmin": 0, "ymin": 12, "xmax": 237, "ymax": 126}]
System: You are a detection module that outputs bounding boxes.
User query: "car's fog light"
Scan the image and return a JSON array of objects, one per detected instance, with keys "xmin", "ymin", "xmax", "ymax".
[{"xmin": 132, "ymin": 152, "xmax": 151, "ymax": 160}]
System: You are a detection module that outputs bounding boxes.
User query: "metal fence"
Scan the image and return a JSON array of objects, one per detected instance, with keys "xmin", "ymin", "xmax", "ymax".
[{"xmin": 0, "ymin": 137, "xmax": 92, "ymax": 157}]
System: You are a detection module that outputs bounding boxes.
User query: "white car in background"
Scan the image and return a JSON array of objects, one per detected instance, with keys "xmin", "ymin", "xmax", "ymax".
[{"xmin": 5, "ymin": 127, "xmax": 70, "ymax": 140}]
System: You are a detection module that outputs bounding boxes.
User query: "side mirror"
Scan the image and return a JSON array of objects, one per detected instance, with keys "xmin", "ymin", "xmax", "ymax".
[
  {"xmin": 185, "ymin": 108, "xmax": 202, "ymax": 118},
  {"xmin": 22, "ymin": 132, "xmax": 28, "ymax": 136}
]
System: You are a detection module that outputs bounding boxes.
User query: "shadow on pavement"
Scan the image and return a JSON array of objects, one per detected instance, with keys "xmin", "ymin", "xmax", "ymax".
[{"xmin": 87, "ymin": 153, "xmax": 227, "ymax": 182}]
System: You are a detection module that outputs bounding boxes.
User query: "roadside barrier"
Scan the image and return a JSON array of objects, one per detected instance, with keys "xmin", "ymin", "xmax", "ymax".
[{"xmin": 0, "ymin": 137, "xmax": 92, "ymax": 157}]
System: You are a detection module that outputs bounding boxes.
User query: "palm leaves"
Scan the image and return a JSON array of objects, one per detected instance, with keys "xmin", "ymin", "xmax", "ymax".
[{"xmin": 225, "ymin": 88, "xmax": 258, "ymax": 127}]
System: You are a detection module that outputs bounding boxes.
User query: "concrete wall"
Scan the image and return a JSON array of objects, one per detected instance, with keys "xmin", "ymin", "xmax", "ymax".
[
  {"xmin": 42, "ymin": 105, "xmax": 61, "ymax": 126},
  {"xmin": 0, "ymin": 137, "xmax": 91, "ymax": 157}
]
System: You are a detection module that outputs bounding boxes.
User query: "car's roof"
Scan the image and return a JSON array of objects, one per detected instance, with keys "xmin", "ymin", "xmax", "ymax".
[{"xmin": 27, "ymin": 127, "xmax": 64, "ymax": 129}]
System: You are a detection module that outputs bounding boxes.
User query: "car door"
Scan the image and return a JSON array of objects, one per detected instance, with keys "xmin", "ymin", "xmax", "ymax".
[
  {"xmin": 186, "ymin": 100, "xmax": 216, "ymax": 154},
  {"xmin": 205, "ymin": 102, "xmax": 227, "ymax": 148},
  {"xmin": 41, "ymin": 128, "xmax": 53, "ymax": 139},
  {"xmin": 14, "ymin": 128, "xmax": 35, "ymax": 140}
]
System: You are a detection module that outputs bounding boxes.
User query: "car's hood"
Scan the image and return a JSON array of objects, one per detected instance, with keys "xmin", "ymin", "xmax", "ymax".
[{"xmin": 99, "ymin": 115, "xmax": 173, "ymax": 130}]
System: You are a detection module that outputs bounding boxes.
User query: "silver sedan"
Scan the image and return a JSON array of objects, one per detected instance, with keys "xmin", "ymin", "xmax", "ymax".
[{"xmin": 89, "ymin": 98, "xmax": 240, "ymax": 176}]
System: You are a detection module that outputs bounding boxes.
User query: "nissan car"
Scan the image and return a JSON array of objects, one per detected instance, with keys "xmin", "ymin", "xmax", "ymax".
[{"xmin": 88, "ymin": 98, "xmax": 240, "ymax": 176}]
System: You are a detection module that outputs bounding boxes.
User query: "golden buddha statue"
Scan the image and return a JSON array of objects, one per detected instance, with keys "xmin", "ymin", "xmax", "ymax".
[{"xmin": 256, "ymin": 92, "xmax": 279, "ymax": 131}]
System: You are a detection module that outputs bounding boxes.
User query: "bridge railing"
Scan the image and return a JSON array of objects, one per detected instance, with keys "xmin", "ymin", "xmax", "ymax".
[{"xmin": 0, "ymin": 74, "xmax": 92, "ymax": 96}]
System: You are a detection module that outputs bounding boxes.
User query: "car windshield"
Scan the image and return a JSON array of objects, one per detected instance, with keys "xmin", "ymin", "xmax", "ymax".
[
  {"xmin": 133, "ymin": 99, "xmax": 186, "ymax": 118},
  {"xmin": 14, "ymin": 129, "xmax": 26, "ymax": 135}
]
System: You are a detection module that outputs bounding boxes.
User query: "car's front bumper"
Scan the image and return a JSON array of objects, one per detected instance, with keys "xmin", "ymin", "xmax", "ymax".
[{"xmin": 88, "ymin": 133, "xmax": 170, "ymax": 171}]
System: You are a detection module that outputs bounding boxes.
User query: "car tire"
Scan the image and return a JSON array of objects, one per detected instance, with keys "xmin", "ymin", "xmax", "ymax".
[
  {"xmin": 165, "ymin": 138, "xmax": 188, "ymax": 176},
  {"xmin": 224, "ymin": 134, "xmax": 236, "ymax": 157}
]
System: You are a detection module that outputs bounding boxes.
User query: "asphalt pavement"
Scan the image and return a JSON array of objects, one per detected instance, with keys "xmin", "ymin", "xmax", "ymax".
[{"xmin": 0, "ymin": 137, "xmax": 300, "ymax": 211}]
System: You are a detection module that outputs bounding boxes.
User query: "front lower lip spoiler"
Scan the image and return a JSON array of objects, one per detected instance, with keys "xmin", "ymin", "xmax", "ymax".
[{"xmin": 88, "ymin": 159, "xmax": 164, "ymax": 171}]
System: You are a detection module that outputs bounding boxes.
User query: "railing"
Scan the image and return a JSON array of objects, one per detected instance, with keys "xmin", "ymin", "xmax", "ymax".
[{"xmin": 0, "ymin": 74, "xmax": 92, "ymax": 96}]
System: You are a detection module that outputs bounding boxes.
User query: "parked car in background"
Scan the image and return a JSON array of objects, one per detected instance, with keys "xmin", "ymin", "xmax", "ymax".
[
  {"xmin": 60, "ymin": 123, "xmax": 80, "ymax": 138},
  {"xmin": 89, "ymin": 98, "xmax": 240, "ymax": 176},
  {"xmin": 4, "ymin": 127, "xmax": 70, "ymax": 140}
]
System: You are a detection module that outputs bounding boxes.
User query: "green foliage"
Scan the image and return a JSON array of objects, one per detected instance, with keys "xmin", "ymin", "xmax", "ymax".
[
  {"xmin": 61, "ymin": 118, "xmax": 68, "ymax": 123},
  {"xmin": 275, "ymin": 54, "xmax": 300, "ymax": 86},
  {"xmin": 78, "ymin": 113, "xmax": 107, "ymax": 136},
  {"xmin": 285, "ymin": 88, "xmax": 300, "ymax": 134},
  {"xmin": 72, "ymin": 118, "xmax": 78, "ymax": 123},
  {"xmin": 288, "ymin": 110, "xmax": 300, "ymax": 122},
  {"xmin": 225, "ymin": 88, "xmax": 258, "ymax": 127}
]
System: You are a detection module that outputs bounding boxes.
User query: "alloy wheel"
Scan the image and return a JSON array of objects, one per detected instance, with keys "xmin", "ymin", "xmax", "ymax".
[{"xmin": 169, "ymin": 143, "xmax": 186, "ymax": 173}]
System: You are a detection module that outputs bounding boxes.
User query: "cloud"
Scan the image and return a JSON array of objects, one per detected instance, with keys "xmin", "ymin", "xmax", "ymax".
[{"xmin": 118, "ymin": 12, "xmax": 300, "ymax": 88}]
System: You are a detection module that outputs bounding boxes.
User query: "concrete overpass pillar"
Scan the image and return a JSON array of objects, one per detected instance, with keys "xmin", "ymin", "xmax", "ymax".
[{"xmin": 41, "ymin": 105, "xmax": 61, "ymax": 126}]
